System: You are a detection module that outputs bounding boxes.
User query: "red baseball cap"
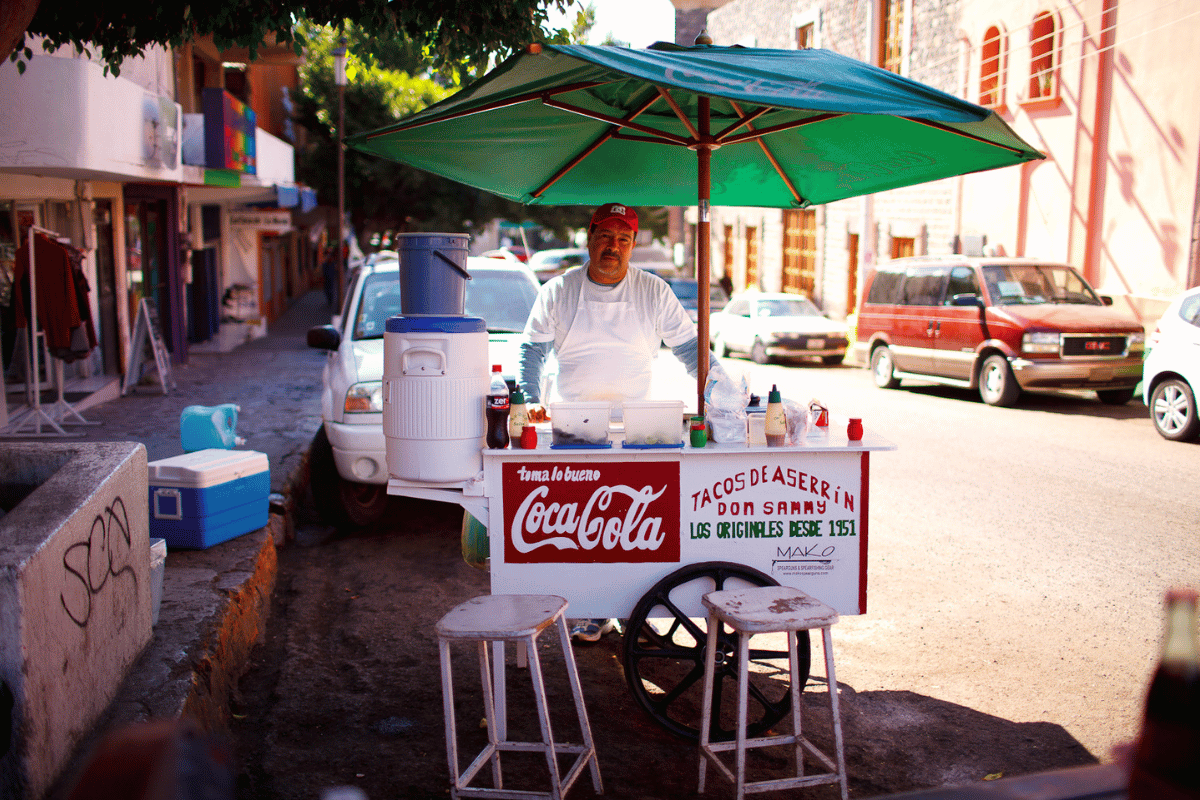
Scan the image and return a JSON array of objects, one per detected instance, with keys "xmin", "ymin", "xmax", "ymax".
[{"xmin": 589, "ymin": 203, "xmax": 638, "ymax": 234}]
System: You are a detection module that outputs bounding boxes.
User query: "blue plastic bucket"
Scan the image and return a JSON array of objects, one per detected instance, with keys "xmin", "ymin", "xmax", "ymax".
[{"xmin": 396, "ymin": 233, "xmax": 471, "ymax": 315}]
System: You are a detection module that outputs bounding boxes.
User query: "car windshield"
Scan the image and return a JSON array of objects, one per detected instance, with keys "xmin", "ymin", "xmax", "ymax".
[
  {"xmin": 352, "ymin": 268, "xmax": 539, "ymax": 339},
  {"xmin": 756, "ymin": 297, "xmax": 821, "ymax": 317},
  {"xmin": 982, "ymin": 264, "xmax": 1101, "ymax": 306}
]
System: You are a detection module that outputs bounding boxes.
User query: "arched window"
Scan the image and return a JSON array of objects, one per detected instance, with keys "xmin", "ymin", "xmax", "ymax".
[
  {"xmin": 980, "ymin": 25, "xmax": 1005, "ymax": 109},
  {"xmin": 1029, "ymin": 11, "xmax": 1058, "ymax": 99}
]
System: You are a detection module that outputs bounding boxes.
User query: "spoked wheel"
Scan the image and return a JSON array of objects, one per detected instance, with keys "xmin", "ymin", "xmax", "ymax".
[{"xmin": 622, "ymin": 562, "xmax": 810, "ymax": 742}]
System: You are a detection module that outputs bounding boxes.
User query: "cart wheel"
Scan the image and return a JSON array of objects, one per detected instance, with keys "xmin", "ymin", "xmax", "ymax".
[{"xmin": 621, "ymin": 561, "xmax": 810, "ymax": 742}]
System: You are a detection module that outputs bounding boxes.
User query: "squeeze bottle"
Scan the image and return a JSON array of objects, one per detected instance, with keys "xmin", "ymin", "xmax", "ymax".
[
  {"xmin": 765, "ymin": 385, "xmax": 786, "ymax": 447},
  {"xmin": 508, "ymin": 388, "xmax": 529, "ymax": 443}
]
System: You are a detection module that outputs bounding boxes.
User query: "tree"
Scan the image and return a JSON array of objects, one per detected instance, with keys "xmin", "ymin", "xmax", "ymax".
[
  {"xmin": 296, "ymin": 18, "xmax": 607, "ymax": 244},
  {"xmin": 6, "ymin": 0, "xmax": 573, "ymax": 75}
]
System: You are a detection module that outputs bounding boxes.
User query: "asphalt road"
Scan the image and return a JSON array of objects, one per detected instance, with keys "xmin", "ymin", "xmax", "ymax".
[{"xmin": 231, "ymin": 354, "xmax": 1199, "ymax": 799}]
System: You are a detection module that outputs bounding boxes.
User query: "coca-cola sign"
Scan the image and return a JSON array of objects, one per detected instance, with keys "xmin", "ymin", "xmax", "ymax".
[{"xmin": 502, "ymin": 461, "xmax": 680, "ymax": 564}]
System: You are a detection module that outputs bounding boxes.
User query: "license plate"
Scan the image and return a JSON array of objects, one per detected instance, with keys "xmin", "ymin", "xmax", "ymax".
[
  {"xmin": 1090, "ymin": 367, "xmax": 1114, "ymax": 382},
  {"xmin": 806, "ymin": 338, "xmax": 826, "ymax": 349}
]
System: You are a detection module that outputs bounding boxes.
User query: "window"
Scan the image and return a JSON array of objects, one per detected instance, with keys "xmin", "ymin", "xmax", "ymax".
[
  {"xmin": 867, "ymin": 269, "xmax": 905, "ymax": 304},
  {"xmin": 944, "ymin": 266, "xmax": 981, "ymax": 304},
  {"xmin": 1028, "ymin": 11, "xmax": 1057, "ymax": 100},
  {"xmin": 901, "ymin": 268, "xmax": 948, "ymax": 306},
  {"xmin": 796, "ymin": 23, "xmax": 814, "ymax": 49},
  {"xmin": 745, "ymin": 226, "xmax": 759, "ymax": 289},
  {"xmin": 891, "ymin": 236, "xmax": 915, "ymax": 259},
  {"xmin": 781, "ymin": 209, "xmax": 816, "ymax": 295},
  {"xmin": 880, "ymin": 0, "xmax": 905, "ymax": 74},
  {"xmin": 980, "ymin": 26, "xmax": 1005, "ymax": 109}
]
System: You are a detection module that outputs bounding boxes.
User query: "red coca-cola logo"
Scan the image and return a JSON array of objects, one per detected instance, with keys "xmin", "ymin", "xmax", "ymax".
[{"xmin": 502, "ymin": 461, "xmax": 680, "ymax": 564}]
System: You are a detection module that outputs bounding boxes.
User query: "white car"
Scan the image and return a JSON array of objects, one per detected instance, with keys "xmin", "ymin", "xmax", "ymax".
[
  {"xmin": 710, "ymin": 292, "xmax": 850, "ymax": 366},
  {"xmin": 527, "ymin": 248, "xmax": 588, "ymax": 283},
  {"xmin": 1143, "ymin": 285, "xmax": 1200, "ymax": 441},
  {"xmin": 307, "ymin": 256, "xmax": 541, "ymax": 525}
]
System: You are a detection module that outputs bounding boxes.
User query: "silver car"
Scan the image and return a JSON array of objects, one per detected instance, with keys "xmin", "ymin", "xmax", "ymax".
[
  {"xmin": 307, "ymin": 256, "xmax": 541, "ymax": 525},
  {"xmin": 710, "ymin": 292, "xmax": 849, "ymax": 366}
]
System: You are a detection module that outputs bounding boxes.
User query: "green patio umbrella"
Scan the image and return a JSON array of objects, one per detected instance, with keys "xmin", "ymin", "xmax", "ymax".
[{"xmin": 349, "ymin": 39, "xmax": 1044, "ymax": 411}]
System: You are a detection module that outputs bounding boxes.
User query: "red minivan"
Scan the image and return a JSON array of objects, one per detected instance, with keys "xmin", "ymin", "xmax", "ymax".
[{"xmin": 852, "ymin": 256, "xmax": 1146, "ymax": 406}]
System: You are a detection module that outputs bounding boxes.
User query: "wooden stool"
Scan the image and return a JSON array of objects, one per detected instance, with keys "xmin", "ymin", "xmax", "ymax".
[
  {"xmin": 437, "ymin": 594, "xmax": 603, "ymax": 800},
  {"xmin": 698, "ymin": 586, "xmax": 848, "ymax": 800}
]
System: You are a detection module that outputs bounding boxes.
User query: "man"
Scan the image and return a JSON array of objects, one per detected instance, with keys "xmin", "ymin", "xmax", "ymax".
[{"xmin": 518, "ymin": 202, "xmax": 718, "ymax": 642}]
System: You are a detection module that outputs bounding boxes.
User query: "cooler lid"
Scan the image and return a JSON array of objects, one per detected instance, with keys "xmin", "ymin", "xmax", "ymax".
[
  {"xmin": 385, "ymin": 315, "xmax": 486, "ymax": 333},
  {"xmin": 148, "ymin": 449, "xmax": 270, "ymax": 488}
]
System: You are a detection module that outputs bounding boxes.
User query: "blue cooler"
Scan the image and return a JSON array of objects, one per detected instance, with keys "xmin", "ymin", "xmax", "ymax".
[{"xmin": 148, "ymin": 449, "xmax": 270, "ymax": 549}]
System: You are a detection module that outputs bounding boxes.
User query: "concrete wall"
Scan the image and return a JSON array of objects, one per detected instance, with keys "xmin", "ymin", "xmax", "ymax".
[{"xmin": 0, "ymin": 442, "xmax": 150, "ymax": 800}]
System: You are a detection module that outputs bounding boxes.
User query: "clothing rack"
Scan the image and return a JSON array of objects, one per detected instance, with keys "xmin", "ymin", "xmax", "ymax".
[{"xmin": 0, "ymin": 224, "xmax": 93, "ymax": 437}]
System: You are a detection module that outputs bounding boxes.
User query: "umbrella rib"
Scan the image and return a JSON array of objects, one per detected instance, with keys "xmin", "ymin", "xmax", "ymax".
[
  {"xmin": 540, "ymin": 95, "xmax": 692, "ymax": 146},
  {"xmin": 655, "ymin": 86, "xmax": 701, "ymax": 142},
  {"xmin": 729, "ymin": 100, "xmax": 805, "ymax": 206},
  {"xmin": 719, "ymin": 112, "xmax": 844, "ymax": 146},
  {"xmin": 904, "ymin": 116, "xmax": 1041, "ymax": 156},
  {"xmin": 358, "ymin": 79, "xmax": 615, "ymax": 139},
  {"xmin": 531, "ymin": 92, "xmax": 669, "ymax": 199},
  {"xmin": 713, "ymin": 105, "xmax": 772, "ymax": 142}
]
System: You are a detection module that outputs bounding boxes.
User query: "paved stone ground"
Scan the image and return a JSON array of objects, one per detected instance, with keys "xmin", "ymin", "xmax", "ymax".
[{"xmin": 35, "ymin": 290, "xmax": 332, "ymax": 800}]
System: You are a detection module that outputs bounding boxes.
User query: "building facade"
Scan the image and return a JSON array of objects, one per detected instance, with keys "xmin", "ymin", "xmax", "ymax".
[
  {"xmin": 687, "ymin": 0, "xmax": 1200, "ymax": 329},
  {"xmin": 1, "ymin": 36, "xmax": 318, "ymax": 430}
]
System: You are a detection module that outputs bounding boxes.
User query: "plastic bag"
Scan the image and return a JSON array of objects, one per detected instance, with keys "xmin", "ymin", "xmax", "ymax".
[
  {"xmin": 782, "ymin": 398, "xmax": 810, "ymax": 445},
  {"xmin": 704, "ymin": 362, "xmax": 749, "ymax": 443}
]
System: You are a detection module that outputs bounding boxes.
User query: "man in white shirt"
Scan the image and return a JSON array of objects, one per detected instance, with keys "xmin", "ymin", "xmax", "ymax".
[{"xmin": 518, "ymin": 202, "xmax": 715, "ymax": 641}]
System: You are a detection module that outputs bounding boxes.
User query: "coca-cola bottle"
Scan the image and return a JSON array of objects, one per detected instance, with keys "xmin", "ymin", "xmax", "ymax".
[
  {"xmin": 1128, "ymin": 588, "xmax": 1200, "ymax": 799},
  {"xmin": 485, "ymin": 364, "xmax": 510, "ymax": 449}
]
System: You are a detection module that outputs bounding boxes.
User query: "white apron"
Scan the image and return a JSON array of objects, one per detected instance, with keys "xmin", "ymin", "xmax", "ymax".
[{"xmin": 553, "ymin": 276, "xmax": 657, "ymax": 404}]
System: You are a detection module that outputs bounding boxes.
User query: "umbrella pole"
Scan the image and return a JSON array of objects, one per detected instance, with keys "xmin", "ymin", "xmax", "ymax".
[{"xmin": 695, "ymin": 97, "xmax": 712, "ymax": 418}]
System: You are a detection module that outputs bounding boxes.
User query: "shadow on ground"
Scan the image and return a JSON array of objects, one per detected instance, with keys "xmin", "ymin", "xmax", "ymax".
[{"xmin": 229, "ymin": 494, "xmax": 1095, "ymax": 800}]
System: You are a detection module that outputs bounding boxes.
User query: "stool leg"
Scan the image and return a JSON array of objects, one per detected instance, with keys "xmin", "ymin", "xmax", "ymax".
[
  {"xmin": 788, "ymin": 630, "xmax": 805, "ymax": 779},
  {"xmin": 823, "ymin": 627, "xmax": 849, "ymax": 800},
  {"xmin": 555, "ymin": 614, "xmax": 603, "ymax": 794},
  {"xmin": 734, "ymin": 630, "xmax": 751, "ymax": 800},
  {"xmin": 525, "ymin": 632, "xmax": 565, "ymax": 800},
  {"xmin": 477, "ymin": 640, "xmax": 503, "ymax": 791},
  {"xmin": 698, "ymin": 610, "xmax": 720, "ymax": 793},
  {"xmin": 439, "ymin": 638, "xmax": 463, "ymax": 799}
]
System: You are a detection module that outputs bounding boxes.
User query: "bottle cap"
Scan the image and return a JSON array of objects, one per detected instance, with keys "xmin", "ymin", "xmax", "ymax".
[
  {"xmin": 768, "ymin": 384, "xmax": 782, "ymax": 403},
  {"xmin": 511, "ymin": 389, "xmax": 525, "ymax": 404},
  {"xmin": 491, "ymin": 364, "xmax": 502, "ymax": 372},
  {"xmin": 748, "ymin": 394, "xmax": 761, "ymax": 407}
]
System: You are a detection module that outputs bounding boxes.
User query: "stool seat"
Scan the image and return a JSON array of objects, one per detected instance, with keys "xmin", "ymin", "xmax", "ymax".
[
  {"xmin": 703, "ymin": 585, "xmax": 839, "ymax": 633},
  {"xmin": 699, "ymin": 585, "xmax": 848, "ymax": 800},
  {"xmin": 437, "ymin": 594, "xmax": 602, "ymax": 800},
  {"xmin": 437, "ymin": 594, "xmax": 568, "ymax": 640}
]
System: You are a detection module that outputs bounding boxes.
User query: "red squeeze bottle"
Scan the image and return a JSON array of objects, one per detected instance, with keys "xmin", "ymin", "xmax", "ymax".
[{"xmin": 1128, "ymin": 588, "xmax": 1200, "ymax": 800}]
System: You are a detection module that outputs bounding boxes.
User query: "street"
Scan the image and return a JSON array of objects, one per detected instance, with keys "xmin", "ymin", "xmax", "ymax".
[{"xmin": 230, "ymin": 355, "xmax": 1200, "ymax": 799}]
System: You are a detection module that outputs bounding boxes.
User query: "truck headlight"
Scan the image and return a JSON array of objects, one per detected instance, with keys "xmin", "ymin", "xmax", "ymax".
[
  {"xmin": 1127, "ymin": 332, "xmax": 1146, "ymax": 352},
  {"xmin": 344, "ymin": 381, "xmax": 383, "ymax": 413},
  {"xmin": 1022, "ymin": 331, "xmax": 1060, "ymax": 354}
]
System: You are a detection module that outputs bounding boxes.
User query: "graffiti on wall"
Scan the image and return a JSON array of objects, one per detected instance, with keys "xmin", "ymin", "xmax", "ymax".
[{"xmin": 60, "ymin": 497, "xmax": 137, "ymax": 627}]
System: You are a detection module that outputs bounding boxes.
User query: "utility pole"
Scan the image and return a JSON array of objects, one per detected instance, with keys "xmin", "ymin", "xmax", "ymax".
[{"xmin": 333, "ymin": 38, "xmax": 347, "ymax": 307}]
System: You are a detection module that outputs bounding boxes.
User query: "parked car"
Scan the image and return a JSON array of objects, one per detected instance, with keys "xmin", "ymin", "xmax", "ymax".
[
  {"xmin": 527, "ymin": 247, "xmax": 588, "ymax": 282},
  {"xmin": 710, "ymin": 292, "xmax": 849, "ymax": 365},
  {"xmin": 852, "ymin": 256, "xmax": 1146, "ymax": 407},
  {"xmin": 306, "ymin": 257, "xmax": 541, "ymax": 525},
  {"xmin": 1143, "ymin": 285, "xmax": 1200, "ymax": 441},
  {"xmin": 663, "ymin": 277, "xmax": 730, "ymax": 323}
]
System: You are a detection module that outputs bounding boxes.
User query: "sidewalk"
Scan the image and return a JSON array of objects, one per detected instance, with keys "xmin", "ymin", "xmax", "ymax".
[{"xmin": 40, "ymin": 289, "xmax": 333, "ymax": 798}]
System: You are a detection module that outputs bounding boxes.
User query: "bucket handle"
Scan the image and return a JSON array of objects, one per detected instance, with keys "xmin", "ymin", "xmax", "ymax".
[
  {"xmin": 433, "ymin": 249, "xmax": 472, "ymax": 280},
  {"xmin": 400, "ymin": 347, "xmax": 447, "ymax": 376}
]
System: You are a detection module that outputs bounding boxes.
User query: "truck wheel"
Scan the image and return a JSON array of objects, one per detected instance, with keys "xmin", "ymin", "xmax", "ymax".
[
  {"xmin": 979, "ymin": 354, "xmax": 1020, "ymax": 407},
  {"xmin": 309, "ymin": 426, "xmax": 390, "ymax": 528},
  {"xmin": 870, "ymin": 346, "xmax": 901, "ymax": 389}
]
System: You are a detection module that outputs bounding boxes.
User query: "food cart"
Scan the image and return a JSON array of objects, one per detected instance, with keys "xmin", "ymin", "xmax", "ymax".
[{"xmin": 389, "ymin": 419, "xmax": 894, "ymax": 740}]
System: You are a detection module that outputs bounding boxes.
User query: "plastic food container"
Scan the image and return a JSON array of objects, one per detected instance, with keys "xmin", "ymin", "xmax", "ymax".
[
  {"xmin": 549, "ymin": 401, "xmax": 612, "ymax": 446},
  {"xmin": 622, "ymin": 400, "xmax": 686, "ymax": 446}
]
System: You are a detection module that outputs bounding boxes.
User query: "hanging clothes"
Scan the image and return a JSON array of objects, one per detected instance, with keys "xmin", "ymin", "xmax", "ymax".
[{"xmin": 13, "ymin": 232, "xmax": 89, "ymax": 363}]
